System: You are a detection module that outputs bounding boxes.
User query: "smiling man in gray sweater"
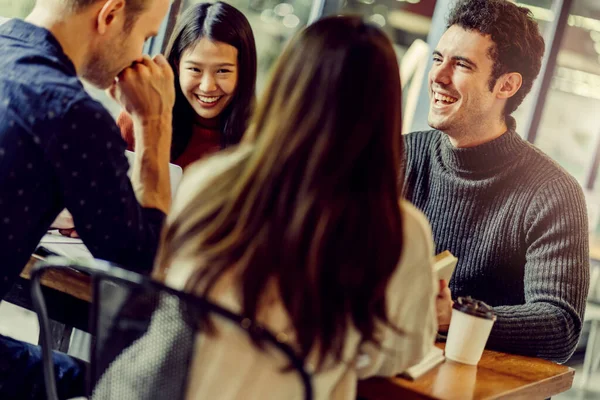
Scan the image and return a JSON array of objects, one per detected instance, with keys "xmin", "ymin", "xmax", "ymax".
[{"xmin": 404, "ymin": 0, "xmax": 590, "ymax": 363}]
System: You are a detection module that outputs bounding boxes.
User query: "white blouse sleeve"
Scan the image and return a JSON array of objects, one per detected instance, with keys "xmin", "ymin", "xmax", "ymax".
[
  {"xmin": 164, "ymin": 146, "xmax": 252, "ymax": 290},
  {"xmin": 356, "ymin": 201, "xmax": 437, "ymax": 378}
]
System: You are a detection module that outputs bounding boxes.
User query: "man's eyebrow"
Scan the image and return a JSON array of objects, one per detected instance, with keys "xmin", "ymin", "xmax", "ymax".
[
  {"xmin": 453, "ymin": 56, "xmax": 478, "ymax": 70},
  {"xmin": 432, "ymin": 51, "xmax": 478, "ymax": 70}
]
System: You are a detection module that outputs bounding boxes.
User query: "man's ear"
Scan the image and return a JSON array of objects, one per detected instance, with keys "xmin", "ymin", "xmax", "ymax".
[
  {"xmin": 96, "ymin": 0, "xmax": 126, "ymax": 35},
  {"xmin": 496, "ymin": 72, "xmax": 523, "ymax": 100}
]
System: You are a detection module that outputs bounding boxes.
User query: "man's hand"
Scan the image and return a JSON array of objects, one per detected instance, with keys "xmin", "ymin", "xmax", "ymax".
[
  {"xmin": 108, "ymin": 55, "xmax": 175, "ymax": 122},
  {"xmin": 108, "ymin": 55, "xmax": 174, "ymax": 214},
  {"xmin": 437, "ymin": 279, "xmax": 453, "ymax": 333}
]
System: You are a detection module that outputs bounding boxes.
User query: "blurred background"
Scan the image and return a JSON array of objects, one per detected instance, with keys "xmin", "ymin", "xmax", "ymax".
[
  {"xmin": 0, "ymin": 0, "xmax": 599, "ymax": 205},
  {"xmin": 2, "ymin": 0, "xmax": 599, "ymax": 207},
  {"xmin": 2, "ymin": 0, "xmax": 599, "ymax": 211}
]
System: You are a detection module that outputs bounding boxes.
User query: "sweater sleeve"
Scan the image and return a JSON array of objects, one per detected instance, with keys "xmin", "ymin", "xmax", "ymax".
[
  {"xmin": 486, "ymin": 177, "xmax": 590, "ymax": 363},
  {"xmin": 116, "ymin": 110, "xmax": 136, "ymax": 151}
]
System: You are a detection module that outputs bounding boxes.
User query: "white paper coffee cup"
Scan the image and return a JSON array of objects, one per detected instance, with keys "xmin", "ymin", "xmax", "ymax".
[{"xmin": 445, "ymin": 296, "xmax": 496, "ymax": 365}]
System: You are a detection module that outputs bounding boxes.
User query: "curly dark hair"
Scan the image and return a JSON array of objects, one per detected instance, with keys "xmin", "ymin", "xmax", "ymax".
[{"xmin": 447, "ymin": 0, "xmax": 545, "ymax": 115}]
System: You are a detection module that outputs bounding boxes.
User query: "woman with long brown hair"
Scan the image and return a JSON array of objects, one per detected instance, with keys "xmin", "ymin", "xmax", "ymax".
[{"xmin": 94, "ymin": 15, "xmax": 437, "ymax": 400}]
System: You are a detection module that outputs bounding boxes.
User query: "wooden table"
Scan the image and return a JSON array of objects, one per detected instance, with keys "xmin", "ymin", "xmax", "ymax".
[
  {"xmin": 19, "ymin": 255, "xmax": 92, "ymax": 302},
  {"xmin": 357, "ymin": 343, "xmax": 574, "ymax": 400},
  {"xmin": 4, "ymin": 256, "xmax": 93, "ymax": 350},
  {"xmin": 11, "ymin": 258, "xmax": 576, "ymax": 398}
]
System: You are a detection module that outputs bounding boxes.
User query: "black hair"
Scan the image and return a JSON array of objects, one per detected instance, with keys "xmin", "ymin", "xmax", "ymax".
[{"xmin": 165, "ymin": 2, "xmax": 257, "ymax": 159}]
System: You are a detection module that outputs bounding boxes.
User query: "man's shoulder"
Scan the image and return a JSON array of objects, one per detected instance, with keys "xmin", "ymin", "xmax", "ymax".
[
  {"xmin": 1, "ymin": 76, "xmax": 102, "ymax": 131},
  {"xmin": 1, "ymin": 69, "xmax": 112, "ymax": 151},
  {"xmin": 0, "ymin": 33, "xmax": 100, "ymax": 125},
  {"xmin": 0, "ymin": 51, "xmax": 81, "ymax": 89},
  {"xmin": 519, "ymin": 139, "xmax": 581, "ymax": 189},
  {"xmin": 403, "ymin": 130, "xmax": 443, "ymax": 161},
  {"xmin": 0, "ymin": 22, "xmax": 82, "ymax": 98}
]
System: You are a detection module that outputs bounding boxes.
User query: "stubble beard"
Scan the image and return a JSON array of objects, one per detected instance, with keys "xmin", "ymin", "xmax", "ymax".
[
  {"xmin": 428, "ymin": 110, "xmax": 456, "ymax": 134},
  {"xmin": 428, "ymin": 109, "xmax": 470, "ymax": 143},
  {"xmin": 80, "ymin": 33, "xmax": 130, "ymax": 89}
]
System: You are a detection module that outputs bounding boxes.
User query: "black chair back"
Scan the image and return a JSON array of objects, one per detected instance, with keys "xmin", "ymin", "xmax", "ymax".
[{"xmin": 30, "ymin": 257, "xmax": 313, "ymax": 400}]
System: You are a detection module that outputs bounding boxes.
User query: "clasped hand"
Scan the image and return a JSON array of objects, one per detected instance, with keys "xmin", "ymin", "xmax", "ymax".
[{"xmin": 108, "ymin": 54, "xmax": 175, "ymax": 121}]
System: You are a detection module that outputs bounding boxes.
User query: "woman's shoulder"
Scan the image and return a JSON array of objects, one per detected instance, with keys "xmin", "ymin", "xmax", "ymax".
[
  {"xmin": 171, "ymin": 145, "xmax": 253, "ymax": 214},
  {"xmin": 399, "ymin": 200, "xmax": 433, "ymax": 245},
  {"xmin": 397, "ymin": 199, "xmax": 435, "ymax": 273},
  {"xmin": 181, "ymin": 144, "xmax": 252, "ymax": 185}
]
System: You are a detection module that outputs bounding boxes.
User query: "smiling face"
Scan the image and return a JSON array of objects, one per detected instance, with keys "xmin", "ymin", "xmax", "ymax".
[
  {"xmin": 178, "ymin": 38, "xmax": 239, "ymax": 122},
  {"xmin": 428, "ymin": 25, "xmax": 506, "ymax": 140}
]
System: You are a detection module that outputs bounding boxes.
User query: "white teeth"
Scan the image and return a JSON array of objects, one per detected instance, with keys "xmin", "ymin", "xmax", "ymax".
[
  {"xmin": 434, "ymin": 92, "xmax": 457, "ymax": 103},
  {"xmin": 196, "ymin": 95, "xmax": 220, "ymax": 103}
]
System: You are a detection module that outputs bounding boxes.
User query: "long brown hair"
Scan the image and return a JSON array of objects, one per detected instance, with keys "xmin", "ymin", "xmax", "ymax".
[{"xmin": 155, "ymin": 15, "xmax": 404, "ymax": 369}]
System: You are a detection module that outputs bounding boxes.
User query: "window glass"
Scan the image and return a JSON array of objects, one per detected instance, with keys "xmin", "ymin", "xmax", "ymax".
[
  {"xmin": 515, "ymin": 0, "xmax": 600, "ymax": 186},
  {"xmin": 0, "ymin": 0, "xmax": 35, "ymax": 18},
  {"xmin": 339, "ymin": 0, "xmax": 435, "ymax": 131},
  {"xmin": 340, "ymin": 0, "xmax": 435, "ymax": 63}
]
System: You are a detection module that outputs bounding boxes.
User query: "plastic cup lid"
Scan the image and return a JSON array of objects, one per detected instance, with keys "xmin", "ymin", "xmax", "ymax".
[{"xmin": 452, "ymin": 296, "xmax": 496, "ymax": 320}]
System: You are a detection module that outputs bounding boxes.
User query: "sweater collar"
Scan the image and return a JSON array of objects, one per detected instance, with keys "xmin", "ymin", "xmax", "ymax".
[
  {"xmin": 193, "ymin": 116, "xmax": 220, "ymax": 130},
  {"xmin": 439, "ymin": 117, "xmax": 525, "ymax": 174}
]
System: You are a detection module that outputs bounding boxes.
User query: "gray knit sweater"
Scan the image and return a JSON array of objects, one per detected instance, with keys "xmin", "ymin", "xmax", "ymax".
[{"xmin": 403, "ymin": 120, "xmax": 590, "ymax": 363}]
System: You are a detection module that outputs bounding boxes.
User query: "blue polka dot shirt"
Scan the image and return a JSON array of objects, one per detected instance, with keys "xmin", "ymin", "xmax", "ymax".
[{"xmin": 0, "ymin": 19, "xmax": 165, "ymax": 298}]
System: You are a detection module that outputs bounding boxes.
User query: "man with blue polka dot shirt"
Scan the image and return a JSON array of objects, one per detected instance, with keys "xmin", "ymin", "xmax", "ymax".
[
  {"xmin": 0, "ymin": 0, "xmax": 174, "ymax": 299},
  {"xmin": 0, "ymin": 0, "xmax": 175, "ymax": 397}
]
